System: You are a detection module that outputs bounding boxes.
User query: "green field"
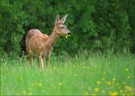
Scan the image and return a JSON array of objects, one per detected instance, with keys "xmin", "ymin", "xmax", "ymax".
[{"xmin": 1, "ymin": 52, "xmax": 135, "ymax": 95}]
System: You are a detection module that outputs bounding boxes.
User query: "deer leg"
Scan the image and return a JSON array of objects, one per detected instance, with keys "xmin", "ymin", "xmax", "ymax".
[
  {"xmin": 38, "ymin": 55, "xmax": 44, "ymax": 69},
  {"xmin": 29, "ymin": 54, "xmax": 33, "ymax": 67},
  {"xmin": 46, "ymin": 56, "xmax": 50, "ymax": 69},
  {"xmin": 28, "ymin": 50, "xmax": 33, "ymax": 67}
]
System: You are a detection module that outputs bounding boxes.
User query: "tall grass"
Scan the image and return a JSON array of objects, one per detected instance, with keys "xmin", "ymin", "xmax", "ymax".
[{"xmin": 1, "ymin": 52, "xmax": 135, "ymax": 95}]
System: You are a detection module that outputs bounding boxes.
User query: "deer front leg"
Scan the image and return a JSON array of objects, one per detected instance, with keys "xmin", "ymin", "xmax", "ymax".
[
  {"xmin": 38, "ymin": 55, "xmax": 44, "ymax": 69},
  {"xmin": 46, "ymin": 56, "xmax": 50, "ymax": 69}
]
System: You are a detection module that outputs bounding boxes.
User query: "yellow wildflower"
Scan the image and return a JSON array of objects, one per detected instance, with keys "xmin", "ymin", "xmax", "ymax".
[
  {"xmin": 92, "ymin": 93, "xmax": 96, "ymax": 96},
  {"xmin": 53, "ymin": 67, "xmax": 56, "ymax": 70},
  {"xmin": 101, "ymin": 78, "xmax": 105, "ymax": 81},
  {"xmin": 102, "ymin": 90, "xmax": 105, "ymax": 93},
  {"xmin": 120, "ymin": 90, "xmax": 123, "ymax": 93},
  {"xmin": 53, "ymin": 86, "xmax": 56, "ymax": 89},
  {"xmin": 84, "ymin": 91, "xmax": 88, "ymax": 95},
  {"xmin": 22, "ymin": 90, "xmax": 26, "ymax": 94},
  {"xmin": 73, "ymin": 66, "xmax": 76, "ymax": 68},
  {"xmin": 73, "ymin": 74, "xmax": 76, "ymax": 77},
  {"xmin": 65, "ymin": 34, "xmax": 68, "ymax": 38},
  {"xmin": 38, "ymin": 83, "xmax": 42, "ymax": 87},
  {"xmin": 107, "ymin": 82, "xmax": 111, "ymax": 85},
  {"xmin": 94, "ymin": 88, "xmax": 99, "ymax": 92},
  {"xmin": 31, "ymin": 83, "xmax": 34, "ymax": 86},
  {"xmin": 110, "ymin": 91, "xmax": 118, "ymax": 96},
  {"xmin": 28, "ymin": 92, "xmax": 32, "ymax": 95},
  {"xmin": 126, "ymin": 68, "xmax": 129, "ymax": 71},
  {"xmin": 113, "ymin": 78, "xmax": 116, "ymax": 81},
  {"xmin": 59, "ymin": 82, "xmax": 62, "ymax": 86},
  {"xmin": 125, "ymin": 86, "xmax": 133, "ymax": 91},
  {"xmin": 96, "ymin": 81, "xmax": 101, "ymax": 85},
  {"xmin": 123, "ymin": 82, "xmax": 125, "ymax": 84},
  {"xmin": 127, "ymin": 76, "xmax": 130, "ymax": 79}
]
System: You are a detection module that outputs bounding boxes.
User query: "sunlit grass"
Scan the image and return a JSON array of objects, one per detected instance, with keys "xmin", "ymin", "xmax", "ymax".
[{"xmin": 1, "ymin": 52, "xmax": 135, "ymax": 95}]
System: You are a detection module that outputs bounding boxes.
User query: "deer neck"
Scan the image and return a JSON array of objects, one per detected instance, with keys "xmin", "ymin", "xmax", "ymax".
[{"xmin": 45, "ymin": 30, "xmax": 60, "ymax": 49}]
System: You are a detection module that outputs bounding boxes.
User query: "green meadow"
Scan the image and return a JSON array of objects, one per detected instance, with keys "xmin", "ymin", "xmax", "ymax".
[{"xmin": 1, "ymin": 52, "xmax": 135, "ymax": 95}]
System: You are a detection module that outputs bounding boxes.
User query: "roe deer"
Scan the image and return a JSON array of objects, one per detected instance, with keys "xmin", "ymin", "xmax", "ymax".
[{"xmin": 25, "ymin": 14, "xmax": 71, "ymax": 69}]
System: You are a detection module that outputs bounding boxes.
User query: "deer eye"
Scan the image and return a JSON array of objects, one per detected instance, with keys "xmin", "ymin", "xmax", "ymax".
[{"xmin": 61, "ymin": 27, "xmax": 64, "ymax": 29}]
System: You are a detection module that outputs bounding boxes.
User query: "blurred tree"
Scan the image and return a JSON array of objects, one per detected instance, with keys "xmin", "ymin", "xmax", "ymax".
[
  {"xmin": 93, "ymin": 0, "xmax": 131, "ymax": 52},
  {"xmin": 120, "ymin": 0, "xmax": 135, "ymax": 53},
  {"xmin": 0, "ymin": 0, "xmax": 134, "ymax": 57}
]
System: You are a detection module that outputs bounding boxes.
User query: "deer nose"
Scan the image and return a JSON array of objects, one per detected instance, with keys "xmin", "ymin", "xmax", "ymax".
[
  {"xmin": 68, "ymin": 31, "xmax": 71, "ymax": 35},
  {"xmin": 67, "ymin": 31, "xmax": 71, "ymax": 35}
]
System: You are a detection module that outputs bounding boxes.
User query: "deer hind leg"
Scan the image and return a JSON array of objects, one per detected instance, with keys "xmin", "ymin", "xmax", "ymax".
[
  {"xmin": 38, "ymin": 55, "xmax": 44, "ymax": 69},
  {"xmin": 29, "ymin": 54, "xmax": 33, "ymax": 67},
  {"xmin": 27, "ymin": 50, "xmax": 33, "ymax": 67}
]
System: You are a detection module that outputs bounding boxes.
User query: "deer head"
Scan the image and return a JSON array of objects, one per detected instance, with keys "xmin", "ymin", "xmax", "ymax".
[{"xmin": 54, "ymin": 14, "xmax": 71, "ymax": 37}]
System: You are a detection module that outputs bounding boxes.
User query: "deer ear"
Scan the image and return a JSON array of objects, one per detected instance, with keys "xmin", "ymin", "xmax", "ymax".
[
  {"xmin": 55, "ymin": 14, "xmax": 60, "ymax": 23},
  {"xmin": 60, "ymin": 14, "xmax": 68, "ymax": 23}
]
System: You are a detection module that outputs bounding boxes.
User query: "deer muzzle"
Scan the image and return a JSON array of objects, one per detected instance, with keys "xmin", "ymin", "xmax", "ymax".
[{"xmin": 65, "ymin": 31, "xmax": 71, "ymax": 38}]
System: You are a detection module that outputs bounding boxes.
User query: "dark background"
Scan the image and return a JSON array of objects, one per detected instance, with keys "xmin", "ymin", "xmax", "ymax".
[{"xmin": 0, "ymin": 0, "xmax": 135, "ymax": 57}]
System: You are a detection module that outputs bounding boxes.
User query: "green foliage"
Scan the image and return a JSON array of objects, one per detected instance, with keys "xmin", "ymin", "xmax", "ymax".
[
  {"xmin": 1, "ymin": 52, "xmax": 135, "ymax": 95},
  {"xmin": 93, "ymin": 0, "xmax": 131, "ymax": 52},
  {"xmin": 0, "ymin": 0, "xmax": 134, "ymax": 56},
  {"xmin": 120, "ymin": 0, "xmax": 135, "ymax": 53}
]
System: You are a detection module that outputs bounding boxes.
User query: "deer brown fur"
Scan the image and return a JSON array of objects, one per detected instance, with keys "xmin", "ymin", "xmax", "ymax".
[{"xmin": 25, "ymin": 14, "xmax": 71, "ymax": 69}]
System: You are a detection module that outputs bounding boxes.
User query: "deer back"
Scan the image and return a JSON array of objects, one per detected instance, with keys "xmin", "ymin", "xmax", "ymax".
[
  {"xmin": 26, "ymin": 29, "xmax": 42, "ymax": 45},
  {"xmin": 27, "ymin": 33, "xmax": 49, "ymax": 55},
  {"xmin": 26, "ymin": 29, "xmax": 47, "ymax": 53}
]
